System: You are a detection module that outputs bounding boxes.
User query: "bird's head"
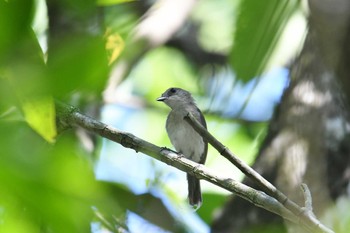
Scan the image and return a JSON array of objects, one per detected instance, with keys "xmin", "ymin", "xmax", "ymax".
[{"xmin": 157, "ymin": 87, "xmax": 195, "ymax": 109}]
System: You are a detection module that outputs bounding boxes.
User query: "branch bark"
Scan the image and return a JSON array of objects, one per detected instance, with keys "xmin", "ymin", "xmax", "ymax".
[
  {"xmin": 56, "ymin": 102, "xmax": 333, "ymax": 233},
  {"xmin": 184, "ymin": 113, "xmax": 333, "ymax": 233}
]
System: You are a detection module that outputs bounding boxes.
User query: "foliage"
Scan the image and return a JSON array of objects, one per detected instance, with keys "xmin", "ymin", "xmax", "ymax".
[
  {"xmin": 0, "ymin": 0, "xmax": 304, "ymax": 232},
  {"xmin": 230, "ymin": 0, "xmax": 300, "ymax": 82}
]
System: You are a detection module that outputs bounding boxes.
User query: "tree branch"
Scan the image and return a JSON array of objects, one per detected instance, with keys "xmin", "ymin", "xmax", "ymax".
[
  {"xmin": 184, "ymin": 112, "xmax": 333, "ymax": 233},
  {"xmin": 56, "ymin": 102, "xmax": 333, "ymax": 233}
]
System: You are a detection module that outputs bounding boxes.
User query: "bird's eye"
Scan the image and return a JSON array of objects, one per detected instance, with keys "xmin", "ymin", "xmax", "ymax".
[{"xmin": 170, "ymin": 88, "xmax": 177, "ymax": 93}]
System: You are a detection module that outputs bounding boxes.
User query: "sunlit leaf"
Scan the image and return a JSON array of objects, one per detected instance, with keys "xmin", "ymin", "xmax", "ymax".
[
  {"xmin": 97, "ymin": 0, "xmax": 136, "ymax": 6},
  {"xmin": 105, "ymin": 30, "xmax": 125, "ymax": 65},
  {"xmin": 0, "ymin": 2, "xmax": 54, "ymax": 142},
  {"xmin": 1, "ymin": 43, "xmax": 54, "ymax": 143},
  {"xmin": 230, "ymin": 0, "xmax": 300, "ymax": 82},
  {"xmin": 21, "ymin": 96, "xmax": 56, "ymax": 143}
]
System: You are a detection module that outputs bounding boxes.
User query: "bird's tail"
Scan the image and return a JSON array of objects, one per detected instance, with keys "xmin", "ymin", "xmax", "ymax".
[{"xmin": 187, "ymin": 174, "xmax": 202, "ymax": 210}]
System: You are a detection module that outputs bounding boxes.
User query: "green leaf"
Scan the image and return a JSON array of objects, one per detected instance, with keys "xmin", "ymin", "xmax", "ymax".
[
  {"xmin": 48, "ymin": 36, "xmax": 109, "ymax": 97},
  {"xmin": 0, "ymin": 0, "xmax": 35, "ymax": 58},
  {"xmin": 230, "ymin": 0, "xmax": 300, "ymax": 82},
  {"xmin": 0, "ymin": 128, "xmax": 119, "ymax": 233},
  {"xmin": 198, "ymin": 193, "xmax": 227, "ymax": 224},
  {"xmin": 96, "ymin": 0, "xmax": 136, "ymax": 6},
  {"xmin": 105, "ymin": 30, "xmax": 125, "ymax": 65},
  {"xmin": 0, "ymin": 26, "xmax": 55, "ymax": 142},
  {"xmin": 133, "ymin": 47, "xmax": 199, "ymax": 102},
  {"xmin": 21, "ymin": 96, "xmax": 57, "ymax": 143}
]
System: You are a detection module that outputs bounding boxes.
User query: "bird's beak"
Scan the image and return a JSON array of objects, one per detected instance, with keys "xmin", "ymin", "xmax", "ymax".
[{"xmin": 156, "ymin": 96, "xmax": 167, "ymax": 101}]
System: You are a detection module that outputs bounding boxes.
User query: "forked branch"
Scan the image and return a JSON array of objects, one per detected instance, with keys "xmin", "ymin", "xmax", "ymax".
[{"xmin": 56, "ymin": 102, "xmax": 333, "ymax": 233}]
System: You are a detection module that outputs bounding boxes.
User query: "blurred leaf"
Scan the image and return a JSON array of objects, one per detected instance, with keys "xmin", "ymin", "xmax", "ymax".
[
  {"xmin": 47, "ymin": 36, "xmax": 109, "ymax": 97},
  {"xmin": 322, "ymin": 197, "xmax": 350, "ymax": 233},
  {"xmin": 0, "ymin": 0, "xmax": 35, "ymax": 58},
  {"xmin": 192, "ymin": 0, "xmax": 235, "ymax": 53},
  {"xmin": 0, "ymin": 124, "xmax": 122, "ymax": 233},
  {"xmin": 1, "ymin": 26, "xmax": 54, "ymax": 142},
  {"xmin": 105, "ymin": 30, "xmax": 125, "ymax": 65},
  {"xmin": 0, "ymin": 0, "xmax": 55, "ymax": 141},
  {"xmin": 97, "ymin": 0, "xmax": 136, "ymax": 6},
  {"xmin": 90, "ymin": 181, "xmax": 180, "ymax": 232},
  {"xmin": 21, "ymin": 96, "xmax": 56, "ymax": 143},
  {"xmin": 103, "ymin": 3, "xmax": 139, "ymax": 39},
  {"xmin": 198, "ymin": 192, "xmax": 227, "ymax": 224},
  {"xmin": 0, "ymin": 77, "xmax": 18, "ymax": 116},
  {"xmin": 120, "ymin": 192, "xmax": 178, "ymax": 232},
  {"xmin": 230, "ymin": 0, "xmax": 300, "ymax": 82},
  {"xmin": 133, "ymin": 47, "xmax": 199, "ymax": 101}
]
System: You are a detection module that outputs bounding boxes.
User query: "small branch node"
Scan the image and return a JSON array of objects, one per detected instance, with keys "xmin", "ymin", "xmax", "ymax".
[
  {"xmin": 192, "ymin": 164, "xmax": 201, "ymax": 178},
  {"xmin": 301, "ymin": 183, "xmax": 313, "ymax": 212},
  {"xmin": 159, "ymin": 147, "xmax": 168, "ymax": 153},
  {"xmin": 176, "ymin": 152, "xmax": 184, "ymax": 160},
  {"xmin": 220, "ymin": 146, "xmax": 228, "ymax": 155}
]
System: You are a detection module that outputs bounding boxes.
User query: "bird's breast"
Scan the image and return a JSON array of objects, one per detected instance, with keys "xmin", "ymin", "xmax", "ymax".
[{"xmin": 166, "ymin": 110, "xmax": 205, "ymax": 163}]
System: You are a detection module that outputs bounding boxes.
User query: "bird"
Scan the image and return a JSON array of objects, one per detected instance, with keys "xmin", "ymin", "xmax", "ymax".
[{"xmin": 157, "ymin": 87, "xmax": 207, "ymax": 209}]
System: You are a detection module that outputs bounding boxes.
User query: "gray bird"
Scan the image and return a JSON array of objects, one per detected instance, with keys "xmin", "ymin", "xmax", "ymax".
[{"xmin": 157, "ymin": 87, "xmax": 207, "ymax": 209}]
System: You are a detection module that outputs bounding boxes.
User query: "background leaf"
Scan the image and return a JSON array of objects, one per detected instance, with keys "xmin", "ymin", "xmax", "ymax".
[
  {"xmin": 96, "ymin": 0, "xmax": 136, "ymax": 7},
  {"xmin": 21, "ymin": 96, "xmax": 56, "ymax": 143},
  {"xmin": 230, "ymin": 0, "xmax": 300, "ymax": 82},
  {"xmin": 47, "ymin": 36, "xmax": 109, "ymax": 97}
]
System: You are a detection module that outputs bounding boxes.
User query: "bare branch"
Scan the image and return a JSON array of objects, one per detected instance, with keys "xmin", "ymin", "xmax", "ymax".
[
  {"xmin": 56, "ymin": 102, "xmax": 333, "ymax": 233},
  {"xmin": 56, "ymin": 102, "xmax": 296, "ymax": 222},
  {"xmin": 184, "ymin": 112, "xmax": 334, "ymax": 233}
]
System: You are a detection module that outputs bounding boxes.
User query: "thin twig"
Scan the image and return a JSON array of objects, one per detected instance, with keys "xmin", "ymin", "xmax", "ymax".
[{"xmin": 301, "ymin": 183, "xmax": 313, "ymax": 212}]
